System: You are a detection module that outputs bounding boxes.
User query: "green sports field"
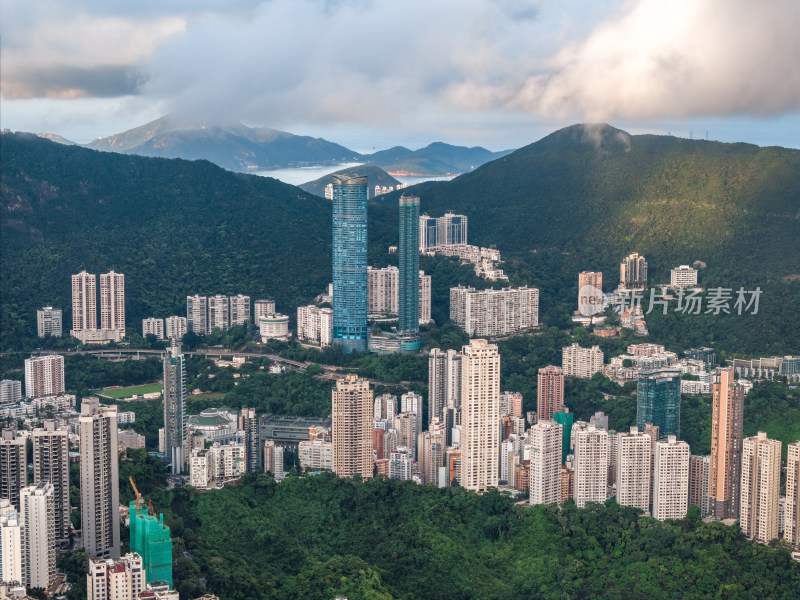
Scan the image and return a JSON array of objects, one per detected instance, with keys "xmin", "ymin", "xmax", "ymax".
[{"xmin": 98, "ymin": 383, "xmax": 163, "ymax": 399}]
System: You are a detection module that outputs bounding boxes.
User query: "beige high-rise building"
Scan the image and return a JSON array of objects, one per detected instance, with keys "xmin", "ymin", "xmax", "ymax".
[
  {"xmin": 740, "ymin": 432, "xmax": 781, "ymax": 543},
  {"xmin": 32, "ymin": 421, "xmax": 70, "ymax": 545},
  {"xmin": 418, "ymin": 420, "xmax": 446, "ymax": 486},
  {"xmin": 573, "ymin": 422, "xmax": 608, "ymax": 508},
  {"xmin": 577, "ymin": 271, "xmax": 603, "ymax": 315},
  {"xmin": 710, "ymin": 367, "xmax": 745, "ymax": 519},
  {"xmin": 578, "ymin": 271, "xmax": 603, "ymax": 293},
  {"xmin": 652, "ymin": 436, "xmax": 690, "ymax": 520},
  {"xmin": 785, "ymin": 441, "xmax": 800, "ymax": 547},
  {"xmin": 616, "ymin": 427, "xmax": 651, "ymax": 513},
  {"xmin": 395, "ymin": 413, "xmax": 418, "ymax": 461},
  {"xmin": 80, "ymin": 403, "xmax": 120, "ymax": 559},
  {"xmin": 20, "ymin": 482, "xmax": 56, "ymax": 589},
  {"xmin": 87, "ymin": 552, "xmax": 145, "ymax": 600},
  {"xmin": 689, "ymin": 455, "xmax": 711, "ymax": 516},
  {"xmin": 0, "ymin": 499, "xmax": 22, "ymax": 584},
  {"xmin": 332, "ymin": 375, "xmax": 373, "ymax": 479},
  {"xmin": 620, "ymin": 253, "xmax": 648, "ymax": 290},
  {"xmin": 428, "ymin": 348, "xmax": 462, "ymax": 426},
  {"xmin": 0, "ymin": 429, "xmax": 26, "ymax": 512},
  {"xmin": 24, "ymin": 354, "xmax": 65, "ymax": 399},
  {"xmin": 562, "ymin": 343, "xmax": 604, "ymax": 379},
  {"xmin": 537, "ymin": 366, "xmax": 564, "ymax": 421},
  {"xmin": 100, "ymin": 271, "xmax": 125, "ymax": 334},
  {"xmin": 72, "ymin": 271, "xmax": 97, "ymax": 333},
  {"xmin": 528, "ymin": 420, "xmax": 563, "ymax": 506},
  {"xmin": 419, "ymin": 271, "xmax": 432, "ymax": 325},
  {"xmin": 461, "ymin": 339, "xmax": 501, "ymax": 492}
]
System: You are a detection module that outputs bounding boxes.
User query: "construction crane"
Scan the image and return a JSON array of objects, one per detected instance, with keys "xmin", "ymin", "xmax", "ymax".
[{"xmin": 129, "ymin": 477, "xmax": 144, "ymax": 515}]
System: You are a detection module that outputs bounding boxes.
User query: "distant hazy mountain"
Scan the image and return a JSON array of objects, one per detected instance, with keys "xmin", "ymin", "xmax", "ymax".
[
  {"xmin": 361, "ymin": 142, "xmax": 513, "ymax": 176},
  {"xmin": 84, "ymin": 115, "xmax": 361, "ymax": 172},
  {"xmin": 36, "ymin": 133, "xmax": 76, "ymax": 145},
  {"xmin": 299, "ymin": 165, "xmax": 401, "ymax": 198}
]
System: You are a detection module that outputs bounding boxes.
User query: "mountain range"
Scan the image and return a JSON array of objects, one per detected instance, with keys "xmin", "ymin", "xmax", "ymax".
[
  {"xmin": 40, "ymin": 115, "xmax": 511, "ymax": 176},
  {"xmin": 3, "ymin": 124, "xmax": 799, "ymax": 354},
  {"xmin": 298, "ymin": 165, "xmax": 401, "ymax": 198}
]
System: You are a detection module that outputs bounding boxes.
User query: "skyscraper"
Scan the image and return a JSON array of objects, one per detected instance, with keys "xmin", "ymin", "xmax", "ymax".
[
  {"xmin": 332, "ymin": 374, "xmax": 373, "ymax": 478},
  {"xmin": 636, "ymin": 369, "xmax": 681, "ymax": 439},
  {"xmin": 207, "ymin": 295, "xmax": 230, "ymax": 332},
  {"xmin": 652, "ymin": 436, "xmax": 690, "ymax": 520},
  {"xmin": 689, "ymin": 455, "xmax": 711, "ymax": 516},
  {"xmin": 537, "ymin": 366, "xmax": 564, "ymax": 421},
  {"xmin": 79, "ymin": 403, "xmax": 120, "ymax": 559},
  {"xmin": 186, "ymin": 295, "xmax": 208, "ymax": 334},
  {"xmin": 239, "ymin": 408, "xmax": 261, "ymax": 472},
  {"xmin": 398, "ymin": 195, "xmax": 420, "ymax": 340},
  {"xmin": 573, "ymin": 422, "xmax": 608, "ymax": 508},
  {"xmin": 71, "ymin": 270, "xmax": 97, "ymax": 333},
  {"xmin": 528, "ymin": 420, "xmax": 563, "ymax": 506},
  {"xmin": 785, "ymin": 441, "xmax": 800, "ymax": 547},
  {"xmin": 20, "ymin": 481, "xmax": 56, "ymax": 589},
  {"xmin": 24, "ymin": 354, "xmax": 65, "ymax": 399},
  {"xmin": 616, "ymin": 427, "xmax": 651, "ymax": 513},
  {"xmin": 229, "ymin": 294, "xmax": 251, "ymax": 328},
  {"xmin": 461, "ymin": 339, "xmax": 500, "ymax": 492},
  {"xmin": 32, "ymin": 421, "xmax": 70, "ymax": 545},
  {"xmin": 709, "ymin": 367, "xmax": 745, "ymax": 519},
  {"xmin": 428, "ymin": 348, "xmax": 462, "ymax": 426},
  {"xmin": 163, "ymin": 342, "xmax": 187, "ymax": 474},
  {"xmin": 620, "ymin": 253, "xmax": 648, "ymax": 290},
  {"xmin": 0, "ymin": 429, "xmax": 26, "ymax": 512},
  {"xmin": 740, "ymin": 432, "xmax": 781, "ymax": 543},
  {"xmin": 332, "ymin": 175, "xmax": 368, "ymax": 353},
  {"xmin": 99, "ymin": 270, "xmax": 125, "ymax": 336},
  {"xmin": 0, "ymin": 500, "xmax": 22, "ymax": 584}
]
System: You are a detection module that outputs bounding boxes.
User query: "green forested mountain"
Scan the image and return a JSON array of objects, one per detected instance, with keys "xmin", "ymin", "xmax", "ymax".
[
  {"xmin": 361, "ymin": 141, "xmax": 513, "ymax": 176},
  {"xmin": 299, "ymin": 165, "xmax": 401, "ymax": 198},
  {"xmin": 0, "ymin": 132, "xmax": 333, "ymax": 349}
]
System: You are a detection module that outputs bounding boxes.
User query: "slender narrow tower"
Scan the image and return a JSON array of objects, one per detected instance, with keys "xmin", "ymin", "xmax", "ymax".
[
  {"xmin": 163, "ymin": 342, "xmax": 187, "ymax": 474},
  {"xmin": 398, "ymin": 195, "xmax": 420, "ymax": 341}
]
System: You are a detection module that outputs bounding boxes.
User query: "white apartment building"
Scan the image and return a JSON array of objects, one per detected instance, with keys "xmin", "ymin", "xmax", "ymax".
[
  {"xmin": 186, "ymin": 295, "xmax": 208, "ymax": 334},
  {"xmin": 99, "ymin": 271, "xmax": 125, "ymax": 336},
  {"xmin": 366, "ymin": 266, "xmax": 432, "ymax": 325},
  {"xmin": 297, "ymin": 305, "xmax": 333, "ymax": 347},
  {"xmin": 652, "ymin": 436, "xmax": 690, "ymax": 520},
  {"xmin": 87, "ymin": 553, "xmax": 145, "ymax": 600},
  {"xmin": 254, "ymin": 299, "xmax": 276, "ymax": 321},
  {"xmin": 620, "ymin": 253, "xmax": 648, "ymax": 290},
  {"xmin": 259, "ymin": 314, "xmax": 290, "ymax": 340},
  {"xmin": 616, "ymin": 427, "xmax": 651, "ymax": 513},
  {"xmin": 562, "ymin": 343, "xmax": 604, "ymax": 378},
  {"xmin": 229, "ymin": 294, "xmax": 251, "ymax": 327},
  {"xmin": 419, "ymin": 212, "xmax": 468, "ymax": 250},
  {"xmin": 190, "ymin": 442, "xmax": 246, "ymax": 489},
  {"xmin": 32, "ymin": 421, "xmax": 71, "ymax": 545},
  {"xmin": 428, "ymin": 348, "xmax": 462, "ymax": 425},
  {"xmin": 37, "ymin": 307, "xmax": 62, "ymax": 338},
  {"xmin": 207, "ymin": 295, "xmax": 230, "ymax": 332},
  {"xmin": 0, "ymin": 500, "xmax": 22, "ymax": 584},
  {"xmin": 450, "ymin": 286, "xmax": 539, "ymax": 337},
  {"xmin": 785, "ymin": 441, "xmax": 800, "ymax": 547},
  {"xmin": 263, "ymin": 440, "xmax": 285, "ymax": 481},
  {"xmin": 740, "ymin": 432, "xmax": 782, "ymax": 543},
  {"xmin": 670, "ymin": 265, "xmax": 699, "ymax": 288},
  {"xmin": 573, "ymin": 422, "xmax": 609, "ymax": 508},
  {"xmin": 299, "ymin": 439, "xmax": 333, "ymax": 471},
  {"xmin": 165, "ymin": 316, "xmax": 188, "ymax": 341},
  {"xmin": 389, "ymin": 448, "xmax": 414, "ymax": 480},
  {"xmin": 72, "ymin": 271, "xmax": 97, "ymax": 333},
  {"xmin": 24, "ymin": 354, "xmax": 65, "ymax": 399},
  {"xmin": 373, "ymin": 393, "xmax": 397, "ymax": 423},
  {"xmin": 0, "ymin": 380, "xmax": 22, "ymax": 404},
  {"xmin": 461, "ymin": 339, "xmax": 501, "ymax": 492},
  {"xmin": 20, "ymin": 482, "xmax": 56, "ymax": 589},
  {"xmin": 528, "ymin": 421, "xmax": 563, "ymax": 506},
  {"xmin": 142, "ymin": 318, "xmax": 164, "ymax": 340}
]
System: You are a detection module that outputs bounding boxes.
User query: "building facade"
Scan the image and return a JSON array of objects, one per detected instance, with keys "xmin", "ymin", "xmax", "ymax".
[
  {"xmin": 670, "ymin": 265, "xmax": 699, "ymax": 288},
  {"xmin": 785, "ymin": 441, "xmax": 800, "ymax": 547},
  {"xmin": 332, "ymin": 374, "xmax": 373, "ymax": 478},
  {"xmin": 87, "ymin": 553, "xmax": 145, "ymax": 600},
  {"xmin": 573, "ymin": 423, "xmax": 608, "ymax": 508},
  {"xmin": 20, "ymin": 482, "xmax": 56, "ymax": 589},
  {"xmin": 620, "ymin": 253, "xmax": 648, "ymax": 289},
  {"xmin": 562, "ymin": 343, "xmax": 604, "ymax": 378},
  {"xmin": 37, "ymin": 307, "xmax": 62, "ymax": 338},
  {"xmin": 652, "ymin": 436, "xmax": 690, "ymax": 520},
  {"xmin": 297, "ymin": 305, "xmax": 333, "ymax": 347},
  {"xmin": 398, "ymin": 195, "xmax": 420, "ymax": 338},
  {"xmin": 165, "ymin": 316, "xmax": 187, "ymax": 341},
  {"xmin": 163, "ymin": 342, "xmax": 187, "ymax": 474},
  {"xmin": 72, "ymin": 271, "xmax": 97, "ymax": 334},
  {"xmin": 32, "ymin": 421, "xmax": 70, "ymax": 545},
  {"xmin": 450, "ymin": 286, "xmax": 539, "ymax": 337},
  {"xmin": 332, "ymin": 175, "xmax": 368, "ymax": 353},
  {"xmin": 636, "ymin": 369, "xmax": 681, "ymax": 439},
  {"xmin": 537, "ymin": 366, "xmax": 564, "ymax": 421},
  {"xmin": 419, "ymin": 212, "xmax": 468, "ymax": 250},
  {"xmin": 740, "ymin": 432, "xmax": 781, "ymax": 543},
  {"xmin": 689, "ymin": 455, "xmax": 711, "ymax": 516},
  {"xmin": 79, "ymin": 403, "xmax": 120, "ymax": 559},
  {"xmin": 709, "ymin": 367, "xmax": 745, "ymax": 520},
  {"xmin": 142, "ymin": 318, "xmax": 164, "ymax": 340},
  {"xmin": 207, "ymin": 295, "xmax": 230, "ymax": 332},
  {"xmin": 0, "ymin": 430, "xmax": 26, "ymax": 512},
  {"xmin": 528, "ymin": 420, "xmax": 563, "ymax": 506},
  {"xmin": 24, "ymin": 354, "xmax": 65, "ymax": 399},
  {"xmin": 460, "ymin": 339, "xmax": 500, "ymax": 492},
  {"xmin": 229, "ymin": 294, "xmax": 251, "ymax": 327},
  {"xmin": 0, "ymin": 500, "xmax": 22, "ymax": 584},
  {"xmin": 616, "ymin": 427, "xmax": 652, "ymax": 512},
  {"xmin": 99, "ymin": 270, "xmax": 125, "ymax": 336},
  {"xmin": 186, "ymin": 295, "xmax": 208, "ymax": 334}
]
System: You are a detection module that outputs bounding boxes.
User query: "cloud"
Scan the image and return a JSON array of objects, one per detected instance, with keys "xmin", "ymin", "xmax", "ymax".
[{"xmin": 503, "ymin": 0, "xmax": 800, "ymax": 120}]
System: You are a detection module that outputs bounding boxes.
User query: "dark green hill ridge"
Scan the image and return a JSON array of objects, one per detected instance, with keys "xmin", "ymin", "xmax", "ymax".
[{"xmin": 0, "ymin": 132, "xmax": 333, "ymax": 348}]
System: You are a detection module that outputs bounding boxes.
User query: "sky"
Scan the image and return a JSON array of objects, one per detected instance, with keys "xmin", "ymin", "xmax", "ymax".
[{"xmin": 2, "ymin": 0, "xmax": 799, "ymax": 152}]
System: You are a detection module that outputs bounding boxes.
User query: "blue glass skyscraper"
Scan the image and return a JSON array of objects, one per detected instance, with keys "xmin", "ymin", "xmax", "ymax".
[
  {"xmin": 636, "ymin": 369, "xmax": 681, "ymax": 439},
  {"xmin": 332, "ymin": 175, "xmax": 368, "ymax": 353},
  {"xmin": 398, "ymin": 195, "xmax": 420, "ymax": 338}
]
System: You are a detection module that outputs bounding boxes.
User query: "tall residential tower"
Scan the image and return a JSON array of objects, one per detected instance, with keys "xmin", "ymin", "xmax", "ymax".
[
  {"xmin": 163, "ymin": 342, "xmax": 187, "ymax": 474},
  {"xmin": 398, "ymin": 195, "xmax": 420, "ymax": 341}
]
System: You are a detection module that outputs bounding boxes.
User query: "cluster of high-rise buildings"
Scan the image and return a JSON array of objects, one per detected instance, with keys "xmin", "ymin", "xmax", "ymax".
[
  {"xmin": 70, "ymin": 270, "xmax": 126, "ymax": 343},
  {"xmin": 185, "ymin": 293, "xmax": 252, "ymax": 334}
]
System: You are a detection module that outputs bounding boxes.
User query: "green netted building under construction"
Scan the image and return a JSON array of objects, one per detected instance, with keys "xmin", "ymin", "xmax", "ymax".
[{"xmin": 129, "ymin": 499, "xmax": 173, "ymax": 587}]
